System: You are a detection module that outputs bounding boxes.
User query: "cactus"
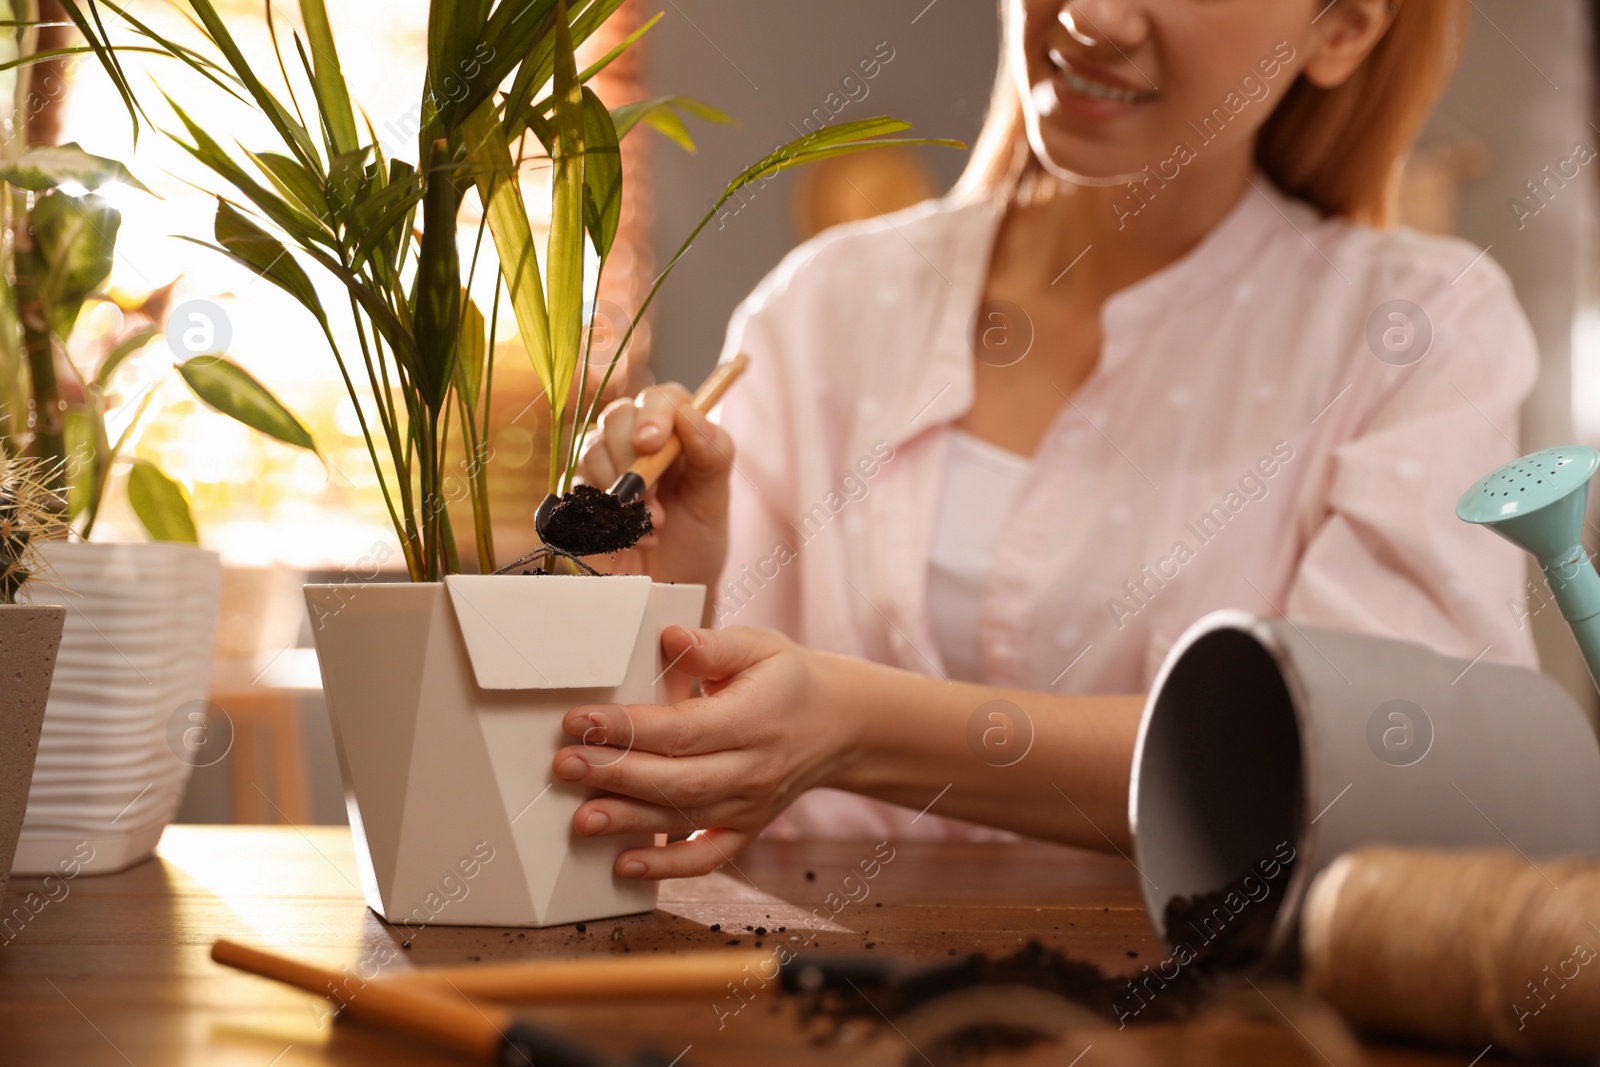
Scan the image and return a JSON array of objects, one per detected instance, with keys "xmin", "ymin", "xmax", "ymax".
[{"xmin": 0, "ymin": 455, "xmax": 68, "ymax": 605}]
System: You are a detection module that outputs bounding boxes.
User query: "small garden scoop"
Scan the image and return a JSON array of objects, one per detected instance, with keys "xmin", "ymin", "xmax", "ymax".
[{"xmin": 530, "ymin": 354, "xmax": 749, "ymax": 560}]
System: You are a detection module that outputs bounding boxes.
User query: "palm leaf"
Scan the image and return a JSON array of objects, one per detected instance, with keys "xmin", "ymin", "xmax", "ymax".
[
  {"xmin": 455, "ymin": 292, "xmax": 487, "ymax": 412},
  {"xmin": 209, "ymin": 200, "xmax": 329, "ymax": 328},
  {"xmin": 461, "ymin": 101, "xmax": 553, "ymax": 402},
  {"xmin": 163, "ymin": 93, "xmax": 335, "ymax": 248},
  {"xmin": 609, "ymin": 96, "xmax": 735, "ymax": 152},
  {"xmin": 517, "ymin": 11, "xmax": 665, "ymax": 130},
  {"xmin": 297, "ymin": 0, "xmax": 359, "ymax": 156},
  {"xmin": 245, "ymin": 149, "xmax": 330, "ymax": 220},
  {"xmin": 501, "ymin": 0, "xmax": 625, "ymax": 134},
  {"xmin": 544, "ymin": 0, "xmax": 585, "ymax": 434},
  {"xmin": 183, "ymin": 0, "xmax": 323, "ymax": 173},
  {"xmin": 579, "ymin": 87, "xmax": 621, "ymax": 256},
  {"xmin": 411, "ymin": 143, "xmax": 463, "ymax": 414},
  {"xmin": 438, "ymin": 0, "xmax": 557, "ymax": 131},
  {"xmin": 60, "ymin": 1, "xmax": 141, "ymax": 136}
]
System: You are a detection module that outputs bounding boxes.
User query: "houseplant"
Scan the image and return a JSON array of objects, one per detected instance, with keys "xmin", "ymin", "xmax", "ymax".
[
  {"xmin": 0, "ymin": 3, "xmax": 316, "ymax": 874},
  {"xmin": 80, "ymin": 0, "xmax": 956, "ymax": 924},
  {"xmin": 0, "ymin": 456, "xmax": 67, "ymax": 895}
]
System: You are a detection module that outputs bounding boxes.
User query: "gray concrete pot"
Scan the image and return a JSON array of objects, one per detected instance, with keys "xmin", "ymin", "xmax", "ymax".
[
  {"xmin": 0, "ymin": 604, "xmax": 65, "ymax": 896},
  {"xmin": 1129, "ymin": 610, "xmax": 1600, "ymax": 965}
]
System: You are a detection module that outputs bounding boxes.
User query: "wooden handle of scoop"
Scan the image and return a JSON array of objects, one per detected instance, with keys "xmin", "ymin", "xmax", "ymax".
[
  {"xmin": 388, "ymin": 947, "xmax": 771, "ymax": 1001},
  {"xmin": 211, "ymin": 938, "xmax": 508, "ymax": 1058},
  {"xmin": 624, "ymin": 353, "xmax": 749, "ymax": 493}
]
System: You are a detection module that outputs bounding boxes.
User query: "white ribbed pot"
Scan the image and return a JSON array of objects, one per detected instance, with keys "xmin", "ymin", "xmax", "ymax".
[
  {"xmin": 15, "ymin": 543, "xmax": 222, "ymax": 876},
  {"xmin": 305, "ymin": 575, "xmax": 703, "ymax": 928}
]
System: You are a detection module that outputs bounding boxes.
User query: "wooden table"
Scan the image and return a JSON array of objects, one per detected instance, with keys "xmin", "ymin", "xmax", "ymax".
[{"xmin": 0, "ymin": 826, "xmax": 1512, "ymax": 1066}]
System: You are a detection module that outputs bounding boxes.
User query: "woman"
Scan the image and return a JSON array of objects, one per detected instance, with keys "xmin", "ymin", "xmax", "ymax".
[{"xmin": 559, "ymin": 0, "xmax": 1537, "ymax": 879}]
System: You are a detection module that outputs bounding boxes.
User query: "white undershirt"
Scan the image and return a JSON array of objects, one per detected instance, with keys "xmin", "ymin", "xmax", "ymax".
[{"xmin": 927, "ymin": 428, "xmax": 1032, "ymax": 682}]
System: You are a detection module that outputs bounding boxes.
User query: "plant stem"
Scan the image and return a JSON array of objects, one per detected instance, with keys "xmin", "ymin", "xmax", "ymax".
[
  {"xmin": 561, "ymin": 253, "xmax": 606, "ymax": 495},
  {"xmin": 14, "ymin": 221, "xmax": 63, "ymax": 490},
  {"xmin": 547, "ymin": 400, "xmax": 561, "ymax": 496}
]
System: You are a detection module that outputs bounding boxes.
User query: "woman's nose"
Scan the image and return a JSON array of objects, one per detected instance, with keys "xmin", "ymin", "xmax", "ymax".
[{"xmin": 1058, "ymin": 0, "xmax": 1150, "ymax": 52}]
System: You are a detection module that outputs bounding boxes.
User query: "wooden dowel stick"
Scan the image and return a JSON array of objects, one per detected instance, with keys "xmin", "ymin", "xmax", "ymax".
[
  {"xmin": 211, "ymin": 939, "xmax": 506, "ymax": 1059},
  {"xmin": 625, "ymin": 353, "xmax": 749, "ymax": 490},
  {"xmin": 387, "ymin": 948, "xmax": 772, "ymax": 1002}
]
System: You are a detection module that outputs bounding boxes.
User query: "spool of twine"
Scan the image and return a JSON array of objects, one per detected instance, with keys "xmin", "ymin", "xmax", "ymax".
[{"xmin": 1302, "ymin": 847, "xmax": 1600, "ymax": 1059}]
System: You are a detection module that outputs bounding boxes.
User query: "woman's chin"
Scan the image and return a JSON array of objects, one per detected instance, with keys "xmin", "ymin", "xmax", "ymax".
[{"xmin": 1026, "ymin": 133, "xmax": 1149, "ymax": 188}]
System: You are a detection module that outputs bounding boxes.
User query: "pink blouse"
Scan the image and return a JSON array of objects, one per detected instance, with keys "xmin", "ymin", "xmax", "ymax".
[{"xmin": 710, "ymin": 177, "xmax": 1539, "ymax": 841}]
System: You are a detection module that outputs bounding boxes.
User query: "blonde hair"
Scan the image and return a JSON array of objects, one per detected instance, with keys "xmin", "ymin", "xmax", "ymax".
[{"xmin": 955, "ymin": 0, "xmax": 1468, "ymax": 226}]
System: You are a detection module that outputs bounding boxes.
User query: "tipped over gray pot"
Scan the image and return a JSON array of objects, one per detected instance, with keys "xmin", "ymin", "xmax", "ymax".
[
  {"xmin": 1129, "ymin": 610, "xmax": 1600, "ymax": 966},
  {"xmin": 0, "ymin": 604, "xmax": 65, "ymax": 896}
]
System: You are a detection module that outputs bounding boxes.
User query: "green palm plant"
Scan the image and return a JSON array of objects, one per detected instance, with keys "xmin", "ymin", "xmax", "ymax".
[{"xmin": 69, "ymin": 0, "xmax": 959, "ymax": 580}]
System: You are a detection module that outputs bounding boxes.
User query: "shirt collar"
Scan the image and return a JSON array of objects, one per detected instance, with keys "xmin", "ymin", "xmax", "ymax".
[
  {"xmin": 888, "ymin": 174, "xmax": 1302, "ymax": 445},
  {"xmin": 1100, "ymin": 172, "xmax": 1294, "ymax": 341}
]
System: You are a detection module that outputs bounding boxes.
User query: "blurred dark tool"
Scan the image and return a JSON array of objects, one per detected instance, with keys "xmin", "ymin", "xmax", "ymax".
[
  {"xmin": 504, "ymin": 354, "xmax": 750, "ymax": 572},
  {"xmin": 210, "ymin": 938, "xmax": 680, "ymax": 1066}
]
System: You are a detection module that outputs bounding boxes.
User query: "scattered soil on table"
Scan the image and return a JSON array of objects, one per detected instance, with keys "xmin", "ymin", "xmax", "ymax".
[
  {"xmin": 539, "ymin": 484, "xmax": 652, "ymax": 556},
  {"xmin": 803, "ymin": 861, "xmax": 1295, "ymax": 1065},
  {"xmin": 803, "ymin": 941, "xmax": 1202, "ymax": 1028}
]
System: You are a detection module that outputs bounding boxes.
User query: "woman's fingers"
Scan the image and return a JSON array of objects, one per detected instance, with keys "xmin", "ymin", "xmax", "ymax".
[
  {"xmin": 615, "ymin": 827, "xmax": 753, "ymax": 880},
  {"xmin": 582, "ymin": 382, "xmax": 707, "ymax": 494},
  {"xmin": 564, "ymin": 701, "xmax": 729, "ymax": 757},
  {"xmin": 553, "ymin": 745, "xmax": 757, "ymax": 808},
  {"xmin": 594, "ymin": 398, "xmax": 637, "ymax": 483},
  {"xmin": 632, "ymin": 382, "xmax": 693, "ymax": 453},
  {"xmin": 562, "ymin": 628, "xmax": 787, "ymax": 755},
  {"xmin": 670, "ymin": 402, "xmax": 735, "ymax": 478},
  {"xmin": 581, "ymin": 398, "xmax": 635, "ymax": 488},
  {"xmin": 571, "ymin": 795, "xmax": 740, "ymax": 838},
  {"xmin": 661, "ymin": 624, "xmax": 784, "ymax": 684}
]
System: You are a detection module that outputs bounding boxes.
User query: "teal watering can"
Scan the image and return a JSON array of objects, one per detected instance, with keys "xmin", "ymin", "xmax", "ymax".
[{"xmin": 1457, "ymin": 445, "xmax": 1600, "ymax": 688}]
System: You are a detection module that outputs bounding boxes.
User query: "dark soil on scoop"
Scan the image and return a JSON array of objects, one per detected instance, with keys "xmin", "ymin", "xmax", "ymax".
[{"xmin": 539, "ymin": 484, "xmax": 652, "ymax": 556}]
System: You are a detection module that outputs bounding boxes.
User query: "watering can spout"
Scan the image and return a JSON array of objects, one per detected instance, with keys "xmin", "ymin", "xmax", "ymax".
[{"xmin": 1458, "ymin": 445, "xmax": 1600, "ymax": 682}]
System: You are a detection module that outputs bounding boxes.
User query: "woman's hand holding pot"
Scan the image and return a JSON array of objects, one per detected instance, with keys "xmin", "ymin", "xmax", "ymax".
[{"xmin": 553, "ymin": 625, "xmax": 857, "ymax": 880}]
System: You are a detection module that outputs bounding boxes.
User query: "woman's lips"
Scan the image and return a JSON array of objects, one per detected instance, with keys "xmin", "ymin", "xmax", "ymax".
[{"xmin": 1041, "ymin": 47, "xmax": 1157, "ymax": 122}]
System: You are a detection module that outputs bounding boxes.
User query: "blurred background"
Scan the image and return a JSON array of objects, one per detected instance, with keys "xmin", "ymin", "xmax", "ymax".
[{"xmin": 31, "ymin": 0, "xmax": 1600, "ymax": 823}]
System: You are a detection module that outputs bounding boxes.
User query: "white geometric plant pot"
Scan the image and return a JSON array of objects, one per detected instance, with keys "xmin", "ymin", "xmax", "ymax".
[
  {"xmin": 305, "ymin": 575, "xmax": 704, "ymax": 928},
  {"xmin": 16, "ymin": 542, "xmax": 222, "ymax": 876}
]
